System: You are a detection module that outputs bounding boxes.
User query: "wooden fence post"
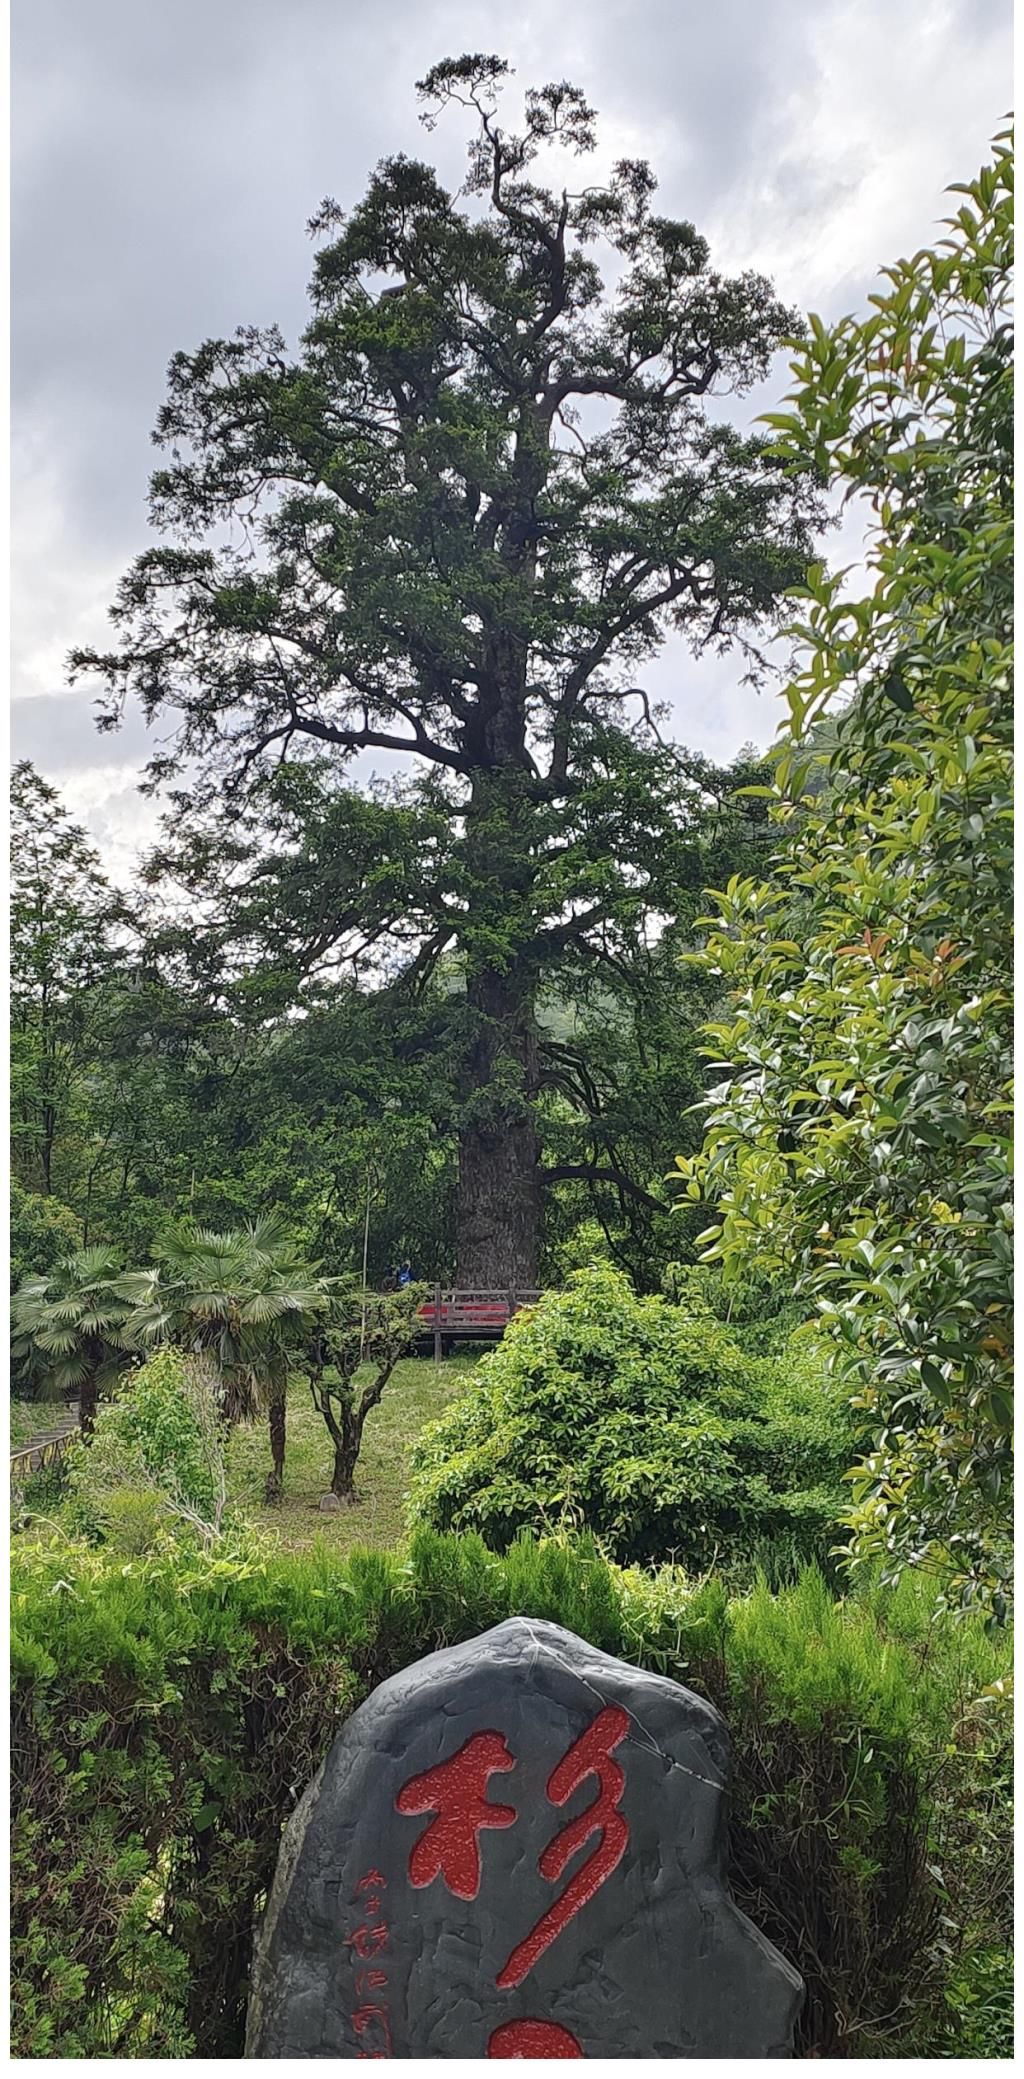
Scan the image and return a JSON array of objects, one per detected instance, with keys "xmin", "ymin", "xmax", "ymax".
[{"xmin": 433, "ymin": 1282, "xmax": 443, "ymax": 1365}]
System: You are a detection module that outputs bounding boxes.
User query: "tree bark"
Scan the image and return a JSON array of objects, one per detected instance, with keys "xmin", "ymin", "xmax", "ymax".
[
  {"xmin": 455, "ymin": 967, "xmax": 541, "ymax": 1288},
  {"xmin": 79, "ymin": 1362, "xmax": 99, "ymax": 1439},
  {"xmin": 331, "ymin": 1432, "xmax": 360, "ymax": 1502},
  {"xmin": 265, "ymin": 1373, "xmax": 286, "ymax": 1502}
]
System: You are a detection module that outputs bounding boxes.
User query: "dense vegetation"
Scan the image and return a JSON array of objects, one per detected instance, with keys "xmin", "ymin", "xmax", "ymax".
[
  {"xmin": 9, "ymin": 747, "xmax": 773, "ymax": 1293},
  {"xmin": 675, "ymin": 131, "xmax": 1013, "ymax": 1615}
]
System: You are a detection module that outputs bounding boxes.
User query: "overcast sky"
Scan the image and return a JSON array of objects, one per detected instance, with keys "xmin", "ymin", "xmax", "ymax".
[{"xmin": 11, "ymin": 0, "xmax": 1011, "ymax": 880}]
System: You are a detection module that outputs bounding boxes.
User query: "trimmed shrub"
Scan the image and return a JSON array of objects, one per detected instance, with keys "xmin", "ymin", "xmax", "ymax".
[
  {"xmin": 10, "ymin": 1528, "xmax": 1010, "ymax": 2058},
  {"xmin": 408, "ymin": 1264, "xmax": 857, "ymax": 1575}
]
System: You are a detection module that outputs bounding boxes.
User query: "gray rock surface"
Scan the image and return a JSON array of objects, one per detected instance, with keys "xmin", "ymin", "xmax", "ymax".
[{"xmin": 246, "ymin": 1617, "xmax": 803, "ymax": 2058}]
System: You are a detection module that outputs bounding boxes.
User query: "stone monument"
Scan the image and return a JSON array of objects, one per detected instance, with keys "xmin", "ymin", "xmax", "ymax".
[{"xmin": 246, "ymin": 1617, "xmax": 802, "ymax": 2057}]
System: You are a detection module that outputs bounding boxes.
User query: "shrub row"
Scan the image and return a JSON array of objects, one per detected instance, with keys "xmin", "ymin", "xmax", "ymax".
[{"xmin": 10, "ymin": 1527, "xmax": 1011, "ymax": 2058}]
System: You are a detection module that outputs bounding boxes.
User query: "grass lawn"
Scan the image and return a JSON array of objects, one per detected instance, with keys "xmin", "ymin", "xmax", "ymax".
[{"xmin": 225, "ymin": 1352, "xmax": 479, "ymax": 1553}]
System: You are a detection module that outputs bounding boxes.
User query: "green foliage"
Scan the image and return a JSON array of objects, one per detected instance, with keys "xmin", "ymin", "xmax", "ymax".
[
  {"xmin": 127, "ymin": 1214, "xmax": 326, "ymax": 1362},
  {"xmin": 10, "ymin": 1399, "xmax": 67, "ymax": 1449},
  {"xmin": 89, "ymin": 1486, "xmax": 174, "ymax": 1558},
  {"xmin": 408, "ymin": 1264, "xmax": 855, "ymax": 1572},
  {"xmin": 72, "ymin": 1347, "xmax": 228, "ymax": 1541},
  {"xmin": 662, "ymin": 1258, "xmax": 804, "ymax": 1355},
  {"xmin": 932, "ymin": 1946, "xmax": 1014, "ymax": 2059},
  {"xmin": 9, "ymin": 1182, "xmax": 82, "ymax": 1297},
  {"xmin": 9, "ymin": 762, "xmax": 123, "ymax": 1203},
  {"xmin": 15, "ymin": 1457, "xmax": 73, "ymax": 1518},
  {"xmin": 124, "ymin": 1213, "xmax": 328, "ymax": 1427},
  {"xmin": 10, "ymin": 1529, "xmax": 1010, "ymax": 2058},
  {"xmin": 675, "ymin": 135, "xmax": 1013, "ymax": 1613}
]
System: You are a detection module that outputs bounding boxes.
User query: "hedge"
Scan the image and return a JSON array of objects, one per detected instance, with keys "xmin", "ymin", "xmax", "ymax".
[{"xmin": 10, "ymin": 1527, "xmax": 1011, "ymax": 2058}]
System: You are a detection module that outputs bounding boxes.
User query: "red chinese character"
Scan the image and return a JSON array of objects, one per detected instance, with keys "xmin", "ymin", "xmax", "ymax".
[
  {"xmin": 488, "ymin": 2020, "xmax": 584, "ymax": 2057},
  {"xmin": 496, "ymin": 1704, "xmax": 630, "ymax": 1989},
  {"xmin": 352, "ymin": 2004, "xmax": 392, "ymax": 2057},
  {"xmin": 355, "ymin": 1869, "xmax": 387, "ymax": 1894},
  {"xmin": 355, "ymin": 1969, "xmax": 389, "ymax": 1997},
  {"xmin": 349, "ymin": 1921, "xmax": 390, "ymax": 1958},
  {"xmin": 396, "ymin": 1730, "xmax": 517, "ymax": 1901}
]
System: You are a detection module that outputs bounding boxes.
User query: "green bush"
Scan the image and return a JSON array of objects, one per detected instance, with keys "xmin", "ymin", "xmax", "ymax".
[
  {"xmin": 68, "ymin": 1347, "xmax": 229, "ymax": 1542},
  {"xmin": 933, "ymin": 1946, "xmax": 1014, "ymax": 2059},
  {"xmin": 13, "ymin": 1457, "xmax": 72, "ymax": 1519},
  {"xmin": 92, "ymin": 1487, "xmax": 175, "ymax": 1557},
  {"xmin": 10, "ymin": 1528, "xmax": 1010, "ymax": 2058},
  {"xmin": 409, "ymin": 1264, "xmax": 856, "ymax": 1575}
]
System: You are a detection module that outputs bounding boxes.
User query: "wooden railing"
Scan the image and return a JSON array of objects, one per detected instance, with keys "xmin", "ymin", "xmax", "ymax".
[
  {"xmin": 416, "ymin": 1287, "xmax": 542, "ymax": 1358},
  {"xmin": 10, "ymin": 1406, "xmax": 81, "ymax": 1485}
]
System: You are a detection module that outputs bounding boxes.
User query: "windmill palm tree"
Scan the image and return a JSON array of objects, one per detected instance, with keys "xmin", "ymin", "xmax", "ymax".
[
  {"xmin": 122, "ymin": 1215, "xmax": 328, "ymax": 1496},
  {"xmin": 10, "ymin": 1245, "xmax": 143, "ymax": 1433}
]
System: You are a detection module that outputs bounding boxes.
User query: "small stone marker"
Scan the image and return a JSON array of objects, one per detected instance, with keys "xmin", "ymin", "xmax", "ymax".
[{"xmin": 246, "ymin": 1617, "xmax": 803, "ymax": 2058}]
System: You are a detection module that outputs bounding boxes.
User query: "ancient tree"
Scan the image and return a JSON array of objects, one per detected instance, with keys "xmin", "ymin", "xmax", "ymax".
[{"xmin": 74, "ymin": 56, "xmax": 819, "ymax": 1284}]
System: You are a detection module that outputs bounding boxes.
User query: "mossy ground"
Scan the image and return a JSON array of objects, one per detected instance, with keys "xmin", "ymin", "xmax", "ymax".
[{"xmin": 224, "ymin": 1353, "xmax": 479, "ymax": 1552}]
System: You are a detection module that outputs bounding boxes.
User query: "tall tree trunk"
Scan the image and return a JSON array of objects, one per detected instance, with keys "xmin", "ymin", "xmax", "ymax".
[
  {"xmin": 456, "ymin": 520, "xmax": 544, "ymax": 1288},
  {"xmin": 265, "ymin": 1372, "xmax": 286, "ymax": 1502},
  {"xmin": 455, "ymin": 967, "xmax": 541, "ymax": 1288}
]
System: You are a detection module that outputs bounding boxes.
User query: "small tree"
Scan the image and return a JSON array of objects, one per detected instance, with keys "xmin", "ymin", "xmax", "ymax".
[
  {"xmin": 81, "ymin": 1347, "xmax": 229, "ymax": 1545},
  {"xmin": 124, "ymin": 1215, "xmax": 327, "ymax": 1495},
  {"xmin": 10, "ymin": 1246, "xmax": 138, "ymax": 1432},
  {"xmin": 10, "ymin": 763, "xmax": 120, "ymax": 1202},
  {"xmin": 306, "ymin": 1285, "xmax": 423, "ymax": 1502}
]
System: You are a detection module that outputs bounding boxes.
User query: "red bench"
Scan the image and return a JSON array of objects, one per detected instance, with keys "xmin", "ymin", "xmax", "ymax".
[{"xmin": 416, "ymin": 1288, "xmax": 542, "ymax": 1355}]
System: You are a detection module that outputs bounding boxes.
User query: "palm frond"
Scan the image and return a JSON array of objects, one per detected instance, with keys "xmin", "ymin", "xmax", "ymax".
[
  {"xmin": 111, "ymin": 1270, "xmax": 159, "ymax": 1303},
  {"xmin": 67, "ymin": 1246, "xmax": 123, "ymax": 1283}
]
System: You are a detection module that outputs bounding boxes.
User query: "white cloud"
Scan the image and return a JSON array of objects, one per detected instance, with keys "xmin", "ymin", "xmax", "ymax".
[
  {"xmin": 704, "ymin": 0, "xmax": 1010, "ymax": 313},
  {"xmin": 11, "ymin": 435, "xmax": 125, "ymax": 704}
]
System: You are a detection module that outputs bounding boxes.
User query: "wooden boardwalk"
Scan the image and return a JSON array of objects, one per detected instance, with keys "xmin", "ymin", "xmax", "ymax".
[{"xmin": 10, "ymin": 1405, "xmax": 81, "ymax": 1482}]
